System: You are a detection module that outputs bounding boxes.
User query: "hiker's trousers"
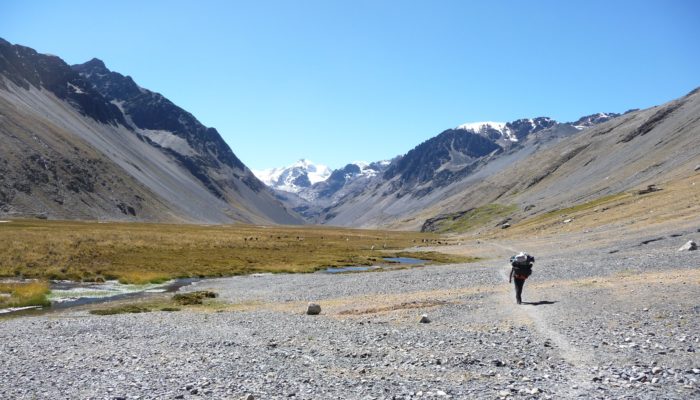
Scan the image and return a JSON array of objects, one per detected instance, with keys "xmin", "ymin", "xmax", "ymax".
[{"xmin": 513, "ymin": 278, "xmax": 525, "ymax": 303}]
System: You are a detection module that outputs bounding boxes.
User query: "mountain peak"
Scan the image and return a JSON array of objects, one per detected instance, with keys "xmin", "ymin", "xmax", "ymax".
[
  {"xmin": 84, "ymin": 58, "xmax": 107, "ymax": 70},
  {"xmin": 570, "ymin": 112, "xmax": 621, "ymax": 129},
  {"xmin": 253, "ymin": 159, "xmax": 331, "ymax": 193},
  {"xmin": 456, "ymin": 121, "xmax": 516, "ymax": 142},
  {"xmin": 73, "ymin": 58, "xmax": 110, "ymax": 76},
  {"xmin": 456, "ymin": 121, "xmax": 507, "ymax": 133}
]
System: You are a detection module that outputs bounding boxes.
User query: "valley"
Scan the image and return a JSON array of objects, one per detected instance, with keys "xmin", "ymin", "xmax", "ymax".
[
  {"xmin": 0, "ymin": 209, "xmax": 698, "ymax": 399},
  {"xmin": 0, "ymin": 31, "xmax": 698, "ymax": 399}
]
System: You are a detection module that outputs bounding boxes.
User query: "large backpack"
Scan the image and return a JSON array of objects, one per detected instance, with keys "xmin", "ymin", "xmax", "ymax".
[{"xmin": 510, "ymin": 252, "xmax": 534, "ymax": 278}]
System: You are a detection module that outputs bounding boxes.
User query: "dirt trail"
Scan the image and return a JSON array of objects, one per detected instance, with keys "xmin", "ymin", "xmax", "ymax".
[{"xmin": 482, "ymin": 239, "xmax": 597, "ymax": 394}]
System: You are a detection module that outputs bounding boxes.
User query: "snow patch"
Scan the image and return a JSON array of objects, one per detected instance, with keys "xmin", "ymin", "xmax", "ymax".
[
  {"xmin": 140, "ymin": 129, "xmax": 196, "ymax": 156},
  {"xmin": 66, "ymin": 82, "xmax": 85, "ymax": 94},
  {"xmin": 457, "ymin": 121, "xmax": 518, "ymax": 142},
  {"xmin": 457, "ymin": 121, "xmax": 506, "ymax": 132}
]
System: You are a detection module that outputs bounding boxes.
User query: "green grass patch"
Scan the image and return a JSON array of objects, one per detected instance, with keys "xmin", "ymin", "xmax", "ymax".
[
  {"xmin": 0, "ymin": 280, "xmax": 51, "ymax": 308},
  {"xmin": 426, "ymin": 204, "xmax": 518, "ymax": 233}
]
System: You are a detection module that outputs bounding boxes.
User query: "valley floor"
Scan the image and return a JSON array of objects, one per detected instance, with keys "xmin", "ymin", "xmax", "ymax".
[{"xmin": 1, "ymin": 228, "xmax": 699, "ymax": 399}]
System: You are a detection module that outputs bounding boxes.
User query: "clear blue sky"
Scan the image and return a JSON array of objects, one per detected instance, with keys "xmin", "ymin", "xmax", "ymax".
[{"xmin": 2, "ymin": 0, "xmax": 698, "ymax": 170}]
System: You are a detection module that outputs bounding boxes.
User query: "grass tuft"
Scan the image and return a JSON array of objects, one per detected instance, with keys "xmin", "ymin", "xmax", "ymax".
[
  {"xmin": 89, "ymin": 304, "xmax": 151, "ymax": 315},
  {"xmin": 173, "ymin": 291, "xmax": 218, "ymax": 305},
  {"xmin": 0, "ymin": 281, "xmax": 51, "ymax": 308}
]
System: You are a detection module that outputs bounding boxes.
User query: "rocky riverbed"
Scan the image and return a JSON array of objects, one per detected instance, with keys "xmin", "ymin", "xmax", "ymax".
[{"xmin": 1, "ymin": 233, "xmax": 698, "ymax": 399}]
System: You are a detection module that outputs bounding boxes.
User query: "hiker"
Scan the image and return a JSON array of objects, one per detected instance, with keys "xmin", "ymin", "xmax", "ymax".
[{"xmin": 509, "ymin": 252, "xmax": 534, "ymax": 304}]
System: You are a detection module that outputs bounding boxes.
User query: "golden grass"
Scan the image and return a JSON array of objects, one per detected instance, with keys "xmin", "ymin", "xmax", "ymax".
[
  {"xmin": 0, "ymin": 220, "xmax": 467, "ymax": 284},
  {"xmin": 0, "ymin": 280, "xmax": 51, "ymax": 308}
]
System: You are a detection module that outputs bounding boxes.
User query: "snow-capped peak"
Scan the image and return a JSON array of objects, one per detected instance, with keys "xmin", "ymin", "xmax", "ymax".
[
  {"xmin": 570, "ymin": 112, "xmax": 621, "ymax": 130},
  {"xmin": 457, "ymin": 121, "xmax": 507, "ymax": 132},
  {"xmin": 253, "ymin": 159, "xmax": 331, "ymax": 193},
  {"xmin": 456, "ymin": 121, "xmax": 518, "ymax": 142}
]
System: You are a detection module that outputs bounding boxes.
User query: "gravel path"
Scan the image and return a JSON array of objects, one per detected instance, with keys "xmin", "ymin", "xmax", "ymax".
[{"xmin": 1, "ymin": 234, "xmax": 698, "ymax": 399}]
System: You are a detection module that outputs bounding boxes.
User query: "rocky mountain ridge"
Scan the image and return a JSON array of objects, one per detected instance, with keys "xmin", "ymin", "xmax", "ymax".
[{"xmin": 0, "ymin": 38, "xmax": 301, "ymax": 224}]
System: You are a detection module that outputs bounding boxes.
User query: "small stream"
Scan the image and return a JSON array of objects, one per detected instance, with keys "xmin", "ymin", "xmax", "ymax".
[
  {"xmin": 0, "ymin": 278, "xmax": 197, "ymax": 316},
  {"xmin": 321, "ymin": 256, "xmax": 428, "ymax": 274},
  {"xmin": 3, "ymin": 257, "xmax": 429, "ymax": 314},
  {"xmin": 49, "ymin": 278, "xmax": 198, "ymax": 309}
]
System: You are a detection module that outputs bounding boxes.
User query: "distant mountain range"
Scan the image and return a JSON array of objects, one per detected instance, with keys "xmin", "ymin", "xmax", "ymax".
[
  {"xmin": 257, "ymin": 115, "xmax": 619, "ymax": 222},
  {"xmin": 308, "ymin": 92, "xmax": 699, "ymax": 230},
  {"xmin": 256, "ymin": 96, "xmax": 698, "ymax": 231},
  {"xmin": 2, "ymin": 38, "xmax": 697, "ymax": 231}
]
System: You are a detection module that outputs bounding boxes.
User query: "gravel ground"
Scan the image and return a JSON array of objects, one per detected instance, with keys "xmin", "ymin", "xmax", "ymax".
[{"xmin": 1, "ymin": 233, "xmax": 698, "ymax": 399}]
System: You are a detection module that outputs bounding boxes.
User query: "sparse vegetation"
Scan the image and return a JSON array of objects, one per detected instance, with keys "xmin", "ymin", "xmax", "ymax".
[
  {"xmin": 425, "ymin": 204, "xmax": 518, "ymax": 233},
  {"xmin": 173, "ymin": 290, "xmax": 218, "ymax": 305},
  {"xmin": 90, "ymin": 290, "xmax": 219, "ymax": 315},
  {"xmin": 510, "ymin": 193, "xmax": 629, "ymax": 230},
  {"xmin": 89, "ymin": 304, "xmax": 151, "ymax": 315},
  {"xmin": 0, "ymin": 220, "xmax": 455, "ymax": 284},
  {"xmin": 0, "ymin": 280, "xmax": 51, "ymax": 308}
]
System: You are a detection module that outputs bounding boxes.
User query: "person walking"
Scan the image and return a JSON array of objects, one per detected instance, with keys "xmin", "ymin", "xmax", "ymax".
[{"xmin": 509, "ymin": 252, "xmax": 534, "ymax": 304}]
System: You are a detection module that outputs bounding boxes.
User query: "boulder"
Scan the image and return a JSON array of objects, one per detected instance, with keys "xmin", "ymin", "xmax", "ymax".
[
  {"xmin": 678, "ymin": 240, "xmax": 697, "ymax": 251},
  {"xmin": 419, "ymin": 314, "xmax": 430, "ymax": 323},
  {"xmin": 306, "ymin": 302, "xmax": 321, "ymax": 315}
]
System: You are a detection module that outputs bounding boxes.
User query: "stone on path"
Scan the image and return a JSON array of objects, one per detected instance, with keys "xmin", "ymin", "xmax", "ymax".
[
  {"xmin": 419, "ymin": 314, "xmax": 430, "ymax": 323},
  {"xmin": 245, "ymin": 395, "xmax": 255, "ymax": 400},
  {"xmin": 678, "ymin": 240, "xmax": 697, "ymax": 251},
  {"xmin": 306, "ymin": 302, "xmax": 321, "ymax": 315}
]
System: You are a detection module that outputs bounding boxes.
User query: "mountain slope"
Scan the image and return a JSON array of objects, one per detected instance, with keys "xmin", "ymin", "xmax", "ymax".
[
  {"xmin": 0, "ymin": 39, "xmax": 301, "ymax": 224},
  {"xmin": 309, "ymin": 117, "xmax": 582, "ymax": 227},
  {"xmin": 414, "ymin": 88, "xmax": 700, "ymax": 232},
  {"xmin": 299, "ymin": 90, "xmax": 698, "ymax": 230}
]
